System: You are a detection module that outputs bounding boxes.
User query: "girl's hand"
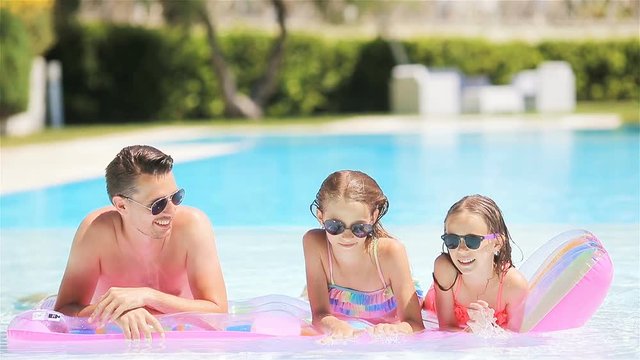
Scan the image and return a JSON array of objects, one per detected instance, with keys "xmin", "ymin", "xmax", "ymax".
[
  {"xmin": 319, "ymin": 319, "xmax": 363, "ymax": 344},
  {"xmin": 367, "ymin": 322, "xmax": 412, "ymax": 335},
  {"xmin": 328, "ymin": 321, "xmax": 360, "ymax": 339},
  {"xmin": 467, "ymin": 300, "xmax": 492, "ymax": 318},
  {"xmin": 466, "ymin": 300, "xmax": 497, "ymax": 333}
]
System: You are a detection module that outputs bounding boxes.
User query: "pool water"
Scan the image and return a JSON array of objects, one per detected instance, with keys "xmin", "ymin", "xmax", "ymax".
[{"xmin": 1, "ymin": 127, "xmax": 638, "ymax": 359}]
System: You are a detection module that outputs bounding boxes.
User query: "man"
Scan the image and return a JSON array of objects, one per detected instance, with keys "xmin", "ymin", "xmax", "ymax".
[{"xmin": 55, "ymin": 145, "xmax": 227, "ymax": 340}]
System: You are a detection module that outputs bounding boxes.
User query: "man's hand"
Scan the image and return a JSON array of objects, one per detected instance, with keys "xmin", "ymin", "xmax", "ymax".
[
  {"xmin": 112, "ymin": 307, "xmax": 164, "ymax": 341},
  {"xmin": 89, "ymin": 287, "xmax": 152, "ymax": 325}
]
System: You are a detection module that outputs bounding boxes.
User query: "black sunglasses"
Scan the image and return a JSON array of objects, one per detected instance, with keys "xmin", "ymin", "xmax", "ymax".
[
  {"xmin": 121, "ymin": 188, "xmax": 185, "ymax": 215},
  {"xmin": 441, "ymin": 233, "xmax": 498, "ymax": 250},
  {"xmin": 323, "ymin": 219, "xmax": 374, "ymax": 238}
]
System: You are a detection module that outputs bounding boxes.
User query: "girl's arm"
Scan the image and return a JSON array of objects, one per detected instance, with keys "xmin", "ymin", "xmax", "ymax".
[
  {"xmin": 502, "ymin": 268, "xmax": 529, "ymax": 332},
  {"xmin": 302, "ymin": 230, "xmax": 354, "ymax": 337},
  {"xmin": 381, "ymin": 239, "xmax": 425, "ymax": 333},
  {"xmin": 432, "ymin": 253, "xmax": 463, "ymax": 331}
]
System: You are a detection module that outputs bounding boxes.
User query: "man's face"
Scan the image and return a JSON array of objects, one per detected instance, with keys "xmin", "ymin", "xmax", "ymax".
[{"xmin": 124, "ymin": 172, "xmax": 181, "ymax": 240}]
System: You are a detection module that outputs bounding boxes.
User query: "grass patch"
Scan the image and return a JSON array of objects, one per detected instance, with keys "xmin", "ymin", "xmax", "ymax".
[
  {"xmin": 575, "ymin": 100, "xmax": 639, "ymax": 124},
  {"xmin": 1, "ymin": 102, "xmax": 637, "ymax": 148},
  {"xmin": 0, "ymin": 115, "xmax": 347, "ymax": 148},
  {"xmin": 0, "ymin": 123, "xmax": 167, "ymax": 147}
]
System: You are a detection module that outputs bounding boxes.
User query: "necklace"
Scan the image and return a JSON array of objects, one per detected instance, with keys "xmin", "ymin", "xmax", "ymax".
[{"xmin": 476, "ymin": 277, "xmax": 492, "ymax": 300}]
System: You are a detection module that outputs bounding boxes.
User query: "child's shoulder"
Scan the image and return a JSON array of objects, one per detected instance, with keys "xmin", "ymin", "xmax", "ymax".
[
  {"xmin": 375, "ymin": 237, "xmax": 406, "ymax": 256},
  {"xmin": 432, "ymin": 253, "xmax": 458, "ymax": 287},
  {"xmin": 433, "ymin": 252, "xmax": 455, "ymax": 270},
  {"xmin": 375, "ymin": 237, "xmax": 413, "ymax": 272},
  {"xmin": 502, "ymin": 267, "xmax": 529, "ymax": 301},
  {"xmin": 503, "ymin": 267, "xmax": 527, "ymax": 285},
  {"xmin": 504, "ymin": 267, "xmax": 527, "ymax": 284},
  {"xmin": 302, "ymin": 228, "xmax": 326, "ymax": 246}
]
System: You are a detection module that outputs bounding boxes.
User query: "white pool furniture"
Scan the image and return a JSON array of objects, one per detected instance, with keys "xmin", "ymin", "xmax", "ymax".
[
  {"xmin": 536, "ymin": 61, "xmax": 576, "ymax": 113},
  {"xmin": 463, "ymin": 85, "xmax": 525, "ymax": 114},
  {"xmin": 512, "ymin": 69, "xmax": 538, "ymax": 111},
  {"xmin": 390, "ymin": 65, "xmax": 461, "ymax": 116},
  {"xmin": 390, "ymin": 60, "xmax": 575, "ymax": 115},
  {"xmin": 390, "ymin": 64, "xmax": 429, "ymax": 115}
]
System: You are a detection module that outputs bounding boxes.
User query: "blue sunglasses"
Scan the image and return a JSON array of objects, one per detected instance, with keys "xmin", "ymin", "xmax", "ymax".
[{"xmin": 120, "ymin": 188, "xmax": 185, "ymax": 215}]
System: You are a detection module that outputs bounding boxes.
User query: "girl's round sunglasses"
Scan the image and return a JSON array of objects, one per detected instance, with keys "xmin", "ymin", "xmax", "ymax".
[
  {"xmin": 323, "ymin": 219, "xmax": 374, "ymax": 238},
  {"xmin": 121, "ymin": 188, "xmax": 185, "ymax": 215},
  {"xmin": 441, "ymin": 233, "xmax": 498, "ymax": 250}
]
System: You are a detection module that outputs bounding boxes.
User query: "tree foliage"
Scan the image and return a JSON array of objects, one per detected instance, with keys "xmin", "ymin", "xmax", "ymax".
[
  {"xmin": 0, "ymin": 9, "xmax": 32, "ymax": 119},
  {"xmin": 160, "ymin": 0, "xmax": 288, "ymax": 119}
]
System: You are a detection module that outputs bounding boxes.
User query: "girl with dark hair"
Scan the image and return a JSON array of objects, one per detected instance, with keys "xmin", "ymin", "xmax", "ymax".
[
  {"xmin": 303, "ymin": 170, "xmax": 424, "ymax": 338},
  {"xmin": 424, "ymin": 194, "xmax": 528, "ymax": 332}
]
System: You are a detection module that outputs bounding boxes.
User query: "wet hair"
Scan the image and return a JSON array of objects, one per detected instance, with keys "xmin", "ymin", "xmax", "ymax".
[
  {"xmin": 444, "ymin": 194, "xmax": 514, "ymax": 275},
  {"xmin": 105, "ymin": 145, "xmax": 174, "ymax": 202},
  {"xmin": 310, "ymin": 170, "xmax": 391, "ymax": 247}
]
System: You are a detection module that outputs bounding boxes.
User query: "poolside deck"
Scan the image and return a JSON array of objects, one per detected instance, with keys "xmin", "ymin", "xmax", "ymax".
[{"xmin": 0, "ymin": 114, "xmax": 621, "ymax": 195}]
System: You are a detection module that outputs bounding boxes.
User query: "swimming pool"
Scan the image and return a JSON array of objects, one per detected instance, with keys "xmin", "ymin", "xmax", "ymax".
[{"xmin": 1, "ymin": 126, "xmax": 638, "ymax": 358}]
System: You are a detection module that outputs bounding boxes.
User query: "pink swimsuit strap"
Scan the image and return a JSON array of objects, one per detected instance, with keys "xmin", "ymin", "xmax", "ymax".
[
  {"xmin": 452, "ymin": 271, "xmax": 508, "ymax": 327},
  {"xmin": 496, "ymin": 271, "xmax": 505, "ymax": 309},
  {"xmin": 453, "ymin": 271, "xmax": 506, "ymax": 305}
]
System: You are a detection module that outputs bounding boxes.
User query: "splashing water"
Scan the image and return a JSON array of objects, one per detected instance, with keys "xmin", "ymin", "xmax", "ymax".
[{"xmin": 466, "ymin": 307, "xmax": 510, "ymax": 339}]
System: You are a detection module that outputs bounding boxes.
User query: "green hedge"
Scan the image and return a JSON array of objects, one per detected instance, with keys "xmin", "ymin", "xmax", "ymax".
[
  {"xmin": 47, "ymin": 24, "xmax": 216, "ymax": 123},
  {"xmin": 0, "ymin": 9, "xmax": 32, "ymax": 119},
  {"xmin": 538, "ymin": 40, "xmax": 639, "ymax": 101},
  {"xmin": 47, "ymin": 23, "xmax": 639, "ymax": 123}
]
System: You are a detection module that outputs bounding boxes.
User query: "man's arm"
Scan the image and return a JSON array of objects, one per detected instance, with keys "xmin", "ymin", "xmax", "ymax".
[
  {"xmin": 88, "ymin": 208, "xmax": 228, "ymax": 323},
  {"xmin": 54, "ymin": 211, "xmax": 104, "ymax": 317},
  {"xmin": 147, "ymin": 208, "xmax": 228, "ymax": 313}
]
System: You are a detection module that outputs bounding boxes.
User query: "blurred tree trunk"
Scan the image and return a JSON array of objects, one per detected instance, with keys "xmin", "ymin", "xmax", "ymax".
[
  {"xmin": 162, "ymin": 0, "xmax": 287, "ymax": 120},
  {"xmin": 53, "ymin": 0, "xmax": 80, "ymax": 35}
]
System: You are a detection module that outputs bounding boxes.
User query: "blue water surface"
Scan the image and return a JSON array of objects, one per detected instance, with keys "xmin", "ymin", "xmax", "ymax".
[
  {"xmin": 1, "ymin": 126, "xmax": 639, "ymax": 360},
  {"xmin": 1, "ymin": 128, "xmax": 638, "ymax": 229}
]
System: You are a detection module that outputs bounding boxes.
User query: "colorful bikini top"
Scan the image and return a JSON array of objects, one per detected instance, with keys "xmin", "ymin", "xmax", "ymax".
[
  {"xmin": 326, "ymin": 239, "xmax": 397, "ymax": 320},
  {"xmin": 451, "ymin": 272, "xmax": 509, "ymax": 327}
]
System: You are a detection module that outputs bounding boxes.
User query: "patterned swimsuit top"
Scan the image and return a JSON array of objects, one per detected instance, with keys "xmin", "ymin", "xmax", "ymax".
[
  {"xmin": 451, "ymin": 272, "xmax": 509, "ymax": 327},
  {"xmin": 326, "ymin": 239, "xmax": 397, "ymax": 320}
]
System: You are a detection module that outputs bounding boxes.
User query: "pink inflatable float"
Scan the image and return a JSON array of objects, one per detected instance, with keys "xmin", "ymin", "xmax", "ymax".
[
  {"xmin": 8, "ymin": 294, "xmax": 321, "ymax": 342},
  {"xmin": 518, "ymin": 229, "xmax": 613, "ymax": 332},
  {"xmin": 7, "ymin": 229, "xmax": 612, "ymax": 343}
]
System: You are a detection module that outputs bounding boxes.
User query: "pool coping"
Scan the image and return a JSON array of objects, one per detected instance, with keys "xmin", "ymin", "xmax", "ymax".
[{"xmin": 0, "ymin": 114, "xmax": 622, "ymax": 195}]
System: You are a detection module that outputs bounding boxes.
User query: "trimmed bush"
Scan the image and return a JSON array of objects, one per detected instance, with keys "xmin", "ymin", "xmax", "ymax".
[
  {"xmin": 47, "ymin": 23, "xmax": 639, "ymax": 123},
  {"xmin": 539, "ymin": 39, "xmax": 639, "ymax": 100},
  {"xmin": 47, "ymin": 23, "xmax": 217, "ymax": 123},
  {"xmin": 333, "ymin": 38, "xmax": 396, "ymax": 113},
  {"xmin": 0, "ymin": 9, "xmax": 31, "ymax": 118}
]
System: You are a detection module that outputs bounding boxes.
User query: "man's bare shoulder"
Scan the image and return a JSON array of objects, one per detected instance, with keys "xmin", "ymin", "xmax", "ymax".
[
  {"xmin": 170, "ymin": 206, "xmax": 214, "ymax": 244},
  {"xmin": 174, "ymin": 205, "xmax": 209, "ymax": 223},
  {"xmin": 75, "ymin": 207, "xmax": 119, "ymax": 244}
]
